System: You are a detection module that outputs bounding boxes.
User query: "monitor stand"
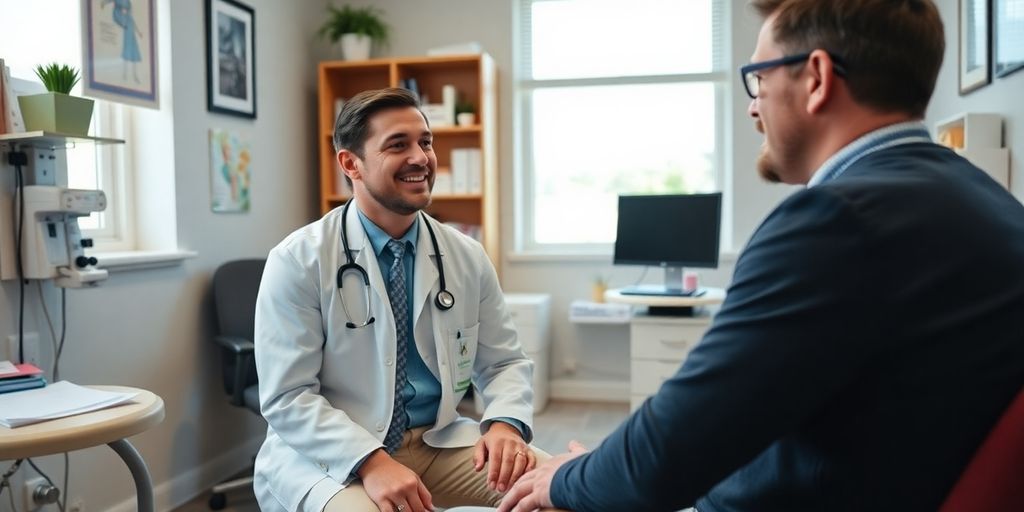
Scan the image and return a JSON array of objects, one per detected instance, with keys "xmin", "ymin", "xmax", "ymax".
[{"xmin": 619, "ymin": 266, "xmax": 699, "ymax": 297}]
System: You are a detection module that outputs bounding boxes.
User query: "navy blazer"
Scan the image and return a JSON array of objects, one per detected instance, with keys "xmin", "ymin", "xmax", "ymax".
[{"xmin": 551, "ymin": 143, "xmax": 1024, "ymax": 512}]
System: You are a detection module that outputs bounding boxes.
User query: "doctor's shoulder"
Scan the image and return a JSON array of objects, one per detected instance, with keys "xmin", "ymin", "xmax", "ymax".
[{"xmin": 268, "ymin": 213, "xmax": 337, "ymax": 265}]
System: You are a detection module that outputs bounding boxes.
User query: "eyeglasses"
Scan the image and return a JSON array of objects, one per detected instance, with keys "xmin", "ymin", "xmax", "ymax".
[{"xmin": 739, "ymin": 52, "xmax": 848, "ymax": 99}]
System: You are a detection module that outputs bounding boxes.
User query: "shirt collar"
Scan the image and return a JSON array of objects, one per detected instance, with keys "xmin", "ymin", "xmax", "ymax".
[
  {"xmin": 807, "ymin": 120, "xmax": 932, "ymax": 187},
  {"xmin": 356, "ymin": 208, "xmax": 419, "ymax": 257}
]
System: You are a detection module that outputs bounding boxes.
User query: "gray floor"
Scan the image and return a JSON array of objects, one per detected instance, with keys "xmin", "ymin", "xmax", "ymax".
[{"xmin": 173, "ymin": 400, "xmax": 630, "ymax": 512}]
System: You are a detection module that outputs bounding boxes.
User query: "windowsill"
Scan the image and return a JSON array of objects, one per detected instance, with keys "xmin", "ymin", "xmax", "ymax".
[
  {"xmin": 506, "ymin": 251, "xmax": 739, "ymax": 264},
  {"xmin": 95, "ymin": 249, "xmax": 197, "ymax": 272}
]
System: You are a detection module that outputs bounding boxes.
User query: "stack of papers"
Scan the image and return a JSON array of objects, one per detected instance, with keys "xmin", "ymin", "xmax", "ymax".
[{"xmin": 0, "ymin": 381, "xmax": 138, "ymax": 428}]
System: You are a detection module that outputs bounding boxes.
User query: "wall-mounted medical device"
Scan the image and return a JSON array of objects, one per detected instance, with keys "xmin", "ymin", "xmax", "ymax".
[{"xmin": 18, "ymin": 185, "xmax": 108, "ymax": 288}]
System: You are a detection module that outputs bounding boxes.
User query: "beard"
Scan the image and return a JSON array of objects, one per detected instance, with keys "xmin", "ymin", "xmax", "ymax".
[
  {"xmin": 364, "ymin": 164, "xmax": 434, "ymax": 216},
  {"xmin": 754, "ymin": 119, "xmax": 783, "ymax": 183}
]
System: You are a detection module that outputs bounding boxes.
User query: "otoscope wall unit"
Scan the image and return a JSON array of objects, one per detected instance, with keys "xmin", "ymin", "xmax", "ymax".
[{"xmin": 0, "ymin": 131, "xmax": 122, "ymax": 288}]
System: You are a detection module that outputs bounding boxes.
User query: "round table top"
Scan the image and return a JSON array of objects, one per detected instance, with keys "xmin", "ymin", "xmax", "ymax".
[
  {"xmin": 0, "ymin": 385, "xmax": 164, "ymax": 460},
  {"xmin": 605, "ymin": 287, "xmax": 726, "ymax": 307}
]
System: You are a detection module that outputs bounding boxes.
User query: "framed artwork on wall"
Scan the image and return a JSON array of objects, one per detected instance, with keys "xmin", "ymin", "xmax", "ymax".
[
  {"xmin": 994, "ymin": 0, "xmax": 1024, "ymax": 78},
  {"xmin": 81, "ymin": 0, "xmax": 160, "ymax": 108},
  {"xmin": 206, "ymin": 0, "xmax": 256, "ymax": 118},
  {"xmin": 959, "ymin": 0, "xmax": 991, "ymax": 94}
]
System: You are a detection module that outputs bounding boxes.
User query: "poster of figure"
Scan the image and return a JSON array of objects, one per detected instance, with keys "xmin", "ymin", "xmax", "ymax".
[
  {"xmin": 209, "ymin": 129, "xmax": 252, "ymax": 212},
  {"xmin": 206, "ymin": 0, "xmax": 256, "ymax": 118},
  {"xmin": 81, "ymin": 0, "xmax": 159, "ymax": 108}
]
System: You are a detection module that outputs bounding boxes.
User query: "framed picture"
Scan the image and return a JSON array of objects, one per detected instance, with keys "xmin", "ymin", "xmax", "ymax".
[
  {"xmin": 209, "ymin": 129, "xmax": 252, "ymax": 212},
  {"xmin": 959, "ymin": 0, "xmax": 991, "ymax": 94},
  {"xmin": 994, "ymin": 0, "xmax": 1024, "ymax": 78},
  {"xmin": 81, "ymin": 0, "xmax": 160, "ymax": 109},
  {"xmin": 206, "ymin": 0, "xmax": 256, "ymax": 118}
]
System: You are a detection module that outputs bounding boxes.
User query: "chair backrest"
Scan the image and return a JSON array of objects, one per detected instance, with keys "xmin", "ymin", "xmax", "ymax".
[
  {"xmin": 212, "ymin": 259, "xmax": 266, "ymax": 397},
  {"xmin": 938, "ymin": 387, "xmax": 1024, "ymax": 512}
]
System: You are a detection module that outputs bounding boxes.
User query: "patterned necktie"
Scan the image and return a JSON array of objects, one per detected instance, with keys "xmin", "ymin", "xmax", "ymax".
[{"xmin": 383, "ymin": 240, "xmax": 410, "ymax": 453}]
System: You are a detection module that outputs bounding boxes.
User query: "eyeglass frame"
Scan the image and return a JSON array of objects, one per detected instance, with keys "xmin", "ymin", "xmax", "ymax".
[{"xmin": 739, "ymin": 52, "xmax": 848, "ymax": 99}]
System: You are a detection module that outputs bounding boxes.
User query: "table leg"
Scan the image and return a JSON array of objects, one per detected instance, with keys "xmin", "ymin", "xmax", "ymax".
[{"xmin": 108, "ymin": 439, "xmax": 154, "ymax": 512}]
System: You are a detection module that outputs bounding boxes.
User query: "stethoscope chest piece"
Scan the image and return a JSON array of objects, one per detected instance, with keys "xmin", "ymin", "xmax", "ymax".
[{"xmin": 435, "ymin": 289, "xmax": 455, "ymax": 310}]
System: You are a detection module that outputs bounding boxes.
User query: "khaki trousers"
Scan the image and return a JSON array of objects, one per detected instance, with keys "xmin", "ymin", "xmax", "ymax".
[{"xmin": 324, "ymin": 426, "xmax": 551, "ymax": 512}]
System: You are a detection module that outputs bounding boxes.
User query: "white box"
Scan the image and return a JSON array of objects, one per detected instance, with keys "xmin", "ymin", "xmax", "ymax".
[
  {"xmin": 466, "ymin": 148, "xmax": 482, "ymax": 194},
  {"xmin": 422, "ymin": 103, "xmax": 451, "ymax": 127},
  {"xmin": 433, "ymin": 170, "xmax": 453, "ymax": 195},
  {"xmin": 451, "ymin": 149, "xmax": 469, "ymax": 193}
]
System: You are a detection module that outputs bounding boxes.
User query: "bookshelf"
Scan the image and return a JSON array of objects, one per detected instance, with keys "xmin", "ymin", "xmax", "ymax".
[{"xmin": 317, "ymin": 54, "xmax": 500, "ymax": 267}]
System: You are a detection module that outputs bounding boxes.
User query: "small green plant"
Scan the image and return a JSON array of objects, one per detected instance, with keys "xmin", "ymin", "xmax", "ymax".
[
  {"xmin": 317, "ymin": 4, "xmax": 390, "ymax": 45},
  {"xmin": 34, "ymin": 63, "xmax": 81, "ymax": 94},
  {"xmin": 455, "ymin": 100, "xmax": 475, "ymax": 116}
]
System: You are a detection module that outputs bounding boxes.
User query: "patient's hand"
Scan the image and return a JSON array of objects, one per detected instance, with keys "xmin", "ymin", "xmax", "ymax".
[{"xmin": 496, "ymin": 441, "xmax": 588, "ymax": 512}]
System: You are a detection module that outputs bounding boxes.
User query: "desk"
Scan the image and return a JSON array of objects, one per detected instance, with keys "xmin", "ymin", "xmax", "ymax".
[
  {"xmin": 606, "ymin": 289, "xmax": 725, "ymax": 410},
  {"xmin": 0, "ymin": 386, "xmax": 165, "ymax": 512}
]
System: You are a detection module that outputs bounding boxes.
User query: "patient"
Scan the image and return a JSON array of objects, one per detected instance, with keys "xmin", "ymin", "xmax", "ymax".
[{"xmin": 499, "ymin": 1, "xmax": 1024, "ymax": 511}]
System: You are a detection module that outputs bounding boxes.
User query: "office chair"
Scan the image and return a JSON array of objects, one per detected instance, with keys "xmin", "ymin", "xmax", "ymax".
[
  {"xmin": 938, "ymin": 387, "xmax": 1024, "ymax": 512},
  {"xmin": 208, "ymin": 258, "xmax": 266, "ymax": 510}
]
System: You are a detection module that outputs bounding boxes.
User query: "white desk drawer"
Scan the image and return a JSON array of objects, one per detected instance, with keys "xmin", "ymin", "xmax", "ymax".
[
  {"xmin": 630, "ymin": 322, "xmax": 706, "ymax": 361},
  {"xmin": 631, "ymin": 360, "xmax": 683, "ymax": 395}
]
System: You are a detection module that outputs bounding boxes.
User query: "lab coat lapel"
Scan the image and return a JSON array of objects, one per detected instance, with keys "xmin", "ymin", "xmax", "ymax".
[{"xmin": 413, "ymin": 215, "xmax": 442, "ymax": 377}]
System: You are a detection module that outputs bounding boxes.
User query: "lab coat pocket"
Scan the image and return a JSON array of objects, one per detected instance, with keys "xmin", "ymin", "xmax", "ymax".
[{"xmin": 448, "ymin": 323, "xmax": 479, "ymax": 393}]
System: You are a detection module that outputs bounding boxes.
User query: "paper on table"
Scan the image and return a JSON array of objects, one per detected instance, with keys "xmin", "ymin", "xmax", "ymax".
[
  {"xmin": 0, "ymin": 361, "xmax": 15, "ymax": 375},
  {"xmin": 0, "ymin": 381, "xmax": 139, "ymax": 428}
]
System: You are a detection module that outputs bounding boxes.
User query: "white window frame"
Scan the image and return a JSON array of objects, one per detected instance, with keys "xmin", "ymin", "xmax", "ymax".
[
  {"xmin": 514, "ymin": 0, "xmax": 728, "ymax": 256},
  {"xmin": 83, "ymin": 102, "xmax": 136, "ymax": 252}
]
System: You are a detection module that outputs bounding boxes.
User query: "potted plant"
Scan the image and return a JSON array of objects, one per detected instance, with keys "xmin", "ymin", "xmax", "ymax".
[
  {"xmin": 18, "ymin": 63, "xmax": 94, "ymax": 136},
  {"xmin": 317, "ymin": 4, "xmax": 390, "ymax": 61},
  {"xmin": 455, "ymin": 100, "xmax": 476, "ymax": 127}
]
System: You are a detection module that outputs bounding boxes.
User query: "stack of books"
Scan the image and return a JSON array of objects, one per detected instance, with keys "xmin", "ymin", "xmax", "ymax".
[{"xmin": 0, "ymin": 361, "xmax": 46, "ymax": 394}]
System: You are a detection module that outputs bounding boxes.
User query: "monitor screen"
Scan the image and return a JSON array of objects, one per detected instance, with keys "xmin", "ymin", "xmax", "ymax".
[{"xmin": 613, "ymin": 193, "xmax": 722, "ymax": 268}]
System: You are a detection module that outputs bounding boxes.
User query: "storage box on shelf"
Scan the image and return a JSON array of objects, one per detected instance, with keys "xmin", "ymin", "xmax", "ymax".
[
  {"xmin": 935, "ymin": 113, "xmax": 1010, "ymax": 188},
  {"xmin": 317, "ymin": 54, "xmax": 499, "ymax": 267}
]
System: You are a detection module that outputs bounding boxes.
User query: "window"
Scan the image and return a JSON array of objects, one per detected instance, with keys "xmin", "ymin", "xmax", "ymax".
[
  {"xmin": 516, "ymin": 0, "xmax": 726, "ymax": 253},
  {"xmin": 1, "ymin": 0, "xmax": 133, "ymax": 250}
]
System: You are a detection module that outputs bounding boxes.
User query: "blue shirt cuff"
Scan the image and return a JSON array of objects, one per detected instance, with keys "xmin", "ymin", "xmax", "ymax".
[{"xmin": 485, "ymin": 417, "xmax": 530, "ymax": 440}]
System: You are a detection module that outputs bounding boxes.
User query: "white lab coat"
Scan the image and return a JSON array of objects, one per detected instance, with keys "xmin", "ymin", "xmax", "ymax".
[{"xmin": 252, "ymin": 202, "xmax": 535, "ymax": 512}]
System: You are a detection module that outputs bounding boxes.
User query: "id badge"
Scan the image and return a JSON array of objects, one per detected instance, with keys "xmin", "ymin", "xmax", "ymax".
[{"xmin": 450, "ymin": 327, "xmax": 476, "ymax": 392}]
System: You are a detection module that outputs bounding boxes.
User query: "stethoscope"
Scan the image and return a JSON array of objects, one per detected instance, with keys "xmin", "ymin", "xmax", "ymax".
[{"xmin": 337, "ymin": 199, "xmax": 455, "ymax": 329}]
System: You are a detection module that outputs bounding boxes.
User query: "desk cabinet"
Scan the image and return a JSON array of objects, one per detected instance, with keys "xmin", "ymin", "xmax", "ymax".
[{"xmin": 629, "ymin": 315, "xmax": 711, "ymax": 411}]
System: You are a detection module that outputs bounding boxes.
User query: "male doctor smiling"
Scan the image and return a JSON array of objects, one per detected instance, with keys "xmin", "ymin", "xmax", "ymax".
[{"xmin": 254, "ymin": 88, "xmax": 540, "ymax": 512}]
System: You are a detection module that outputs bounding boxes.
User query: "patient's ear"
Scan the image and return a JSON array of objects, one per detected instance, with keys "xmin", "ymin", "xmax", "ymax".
[{"xmin": 805, "ymin": 49, "xmax": 837, "ymax": 115}]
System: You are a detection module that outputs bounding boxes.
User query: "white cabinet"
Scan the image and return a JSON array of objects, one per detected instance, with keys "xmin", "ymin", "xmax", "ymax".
[
  {"xmin": 935, "ymin": 113, "xmax": 1010, "ymax": 188},
  {"xmin": 505, "ymin": 293, "xmax": 552, "ymax": 412},
  {"xmin": 629, "ymin": 314, "xmax": 711, "ymax": 411}
]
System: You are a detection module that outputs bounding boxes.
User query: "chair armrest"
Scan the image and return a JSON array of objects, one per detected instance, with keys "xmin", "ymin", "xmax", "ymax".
[
  {"xmin": 214, "ymin": 335, "xmax": 256, "ymax": 407},
  {"xmin": 214, "ymin": 335, "xmax": 255, "ymax": 354}
]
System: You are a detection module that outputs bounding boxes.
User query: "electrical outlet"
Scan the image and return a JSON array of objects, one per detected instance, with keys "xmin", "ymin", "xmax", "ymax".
[{"xmin": 6, "ymin": 332, "xmax": 41, "ymax": 366}]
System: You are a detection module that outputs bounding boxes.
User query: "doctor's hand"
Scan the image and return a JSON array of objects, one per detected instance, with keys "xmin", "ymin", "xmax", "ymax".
[
  {"xmin": 474, "ymin": 421, "xmax": 536, "ymax": 493},
  {"xmin": 496, "ymin": 440, "xmax": 588, "ymax": 512},
  {"xmin": 357, "ymin": 449, "xmax": 434, "ymax": 512}
]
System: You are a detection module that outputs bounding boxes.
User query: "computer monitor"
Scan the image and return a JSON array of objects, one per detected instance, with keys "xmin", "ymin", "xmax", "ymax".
[{"xmin": 613, "ymin": 192, "xmax": 722, "ymax": 296}]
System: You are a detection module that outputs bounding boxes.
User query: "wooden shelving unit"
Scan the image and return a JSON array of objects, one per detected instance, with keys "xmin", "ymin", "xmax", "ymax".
[{"xmin": 317, "ymin": 54, "xmax": 500, "ymax": 267}]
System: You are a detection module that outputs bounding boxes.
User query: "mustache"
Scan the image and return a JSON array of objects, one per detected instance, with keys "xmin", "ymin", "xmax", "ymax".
[{"xmin": 755, "ymin": 119, "xmax": 765, "ymax": 134}]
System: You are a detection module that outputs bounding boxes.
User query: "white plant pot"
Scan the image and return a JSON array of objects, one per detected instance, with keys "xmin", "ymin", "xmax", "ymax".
[{"xmin": 339, "ymin": 33, "xmax": 372, "ymax": 61}]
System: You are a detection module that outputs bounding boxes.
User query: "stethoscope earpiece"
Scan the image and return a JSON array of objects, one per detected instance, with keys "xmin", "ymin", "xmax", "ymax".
[{"xmin": 338, "ymin": 200, "xmax": 454, "ymax": 328}]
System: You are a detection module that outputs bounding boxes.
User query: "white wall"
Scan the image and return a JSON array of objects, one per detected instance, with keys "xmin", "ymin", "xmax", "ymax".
[{"xmin": 0, "ymin": 0, "xmax": 319, "ymax": 510}]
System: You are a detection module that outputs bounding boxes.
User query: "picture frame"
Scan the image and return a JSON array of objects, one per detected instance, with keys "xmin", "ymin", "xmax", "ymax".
[
  {"xmin": 994, "ymin": 0, "xmax": 1024, "ymax": 78},
  {"xmin": 958, "ymin": 0, "xmax": 991, "ymax": 95},
  {"xmin": 81, "ymin": 0, "xmax": 160, "ymax": 109},
  {"xmin": 206, "ymin": 0, "xmax": 256, "ymax": 118}
]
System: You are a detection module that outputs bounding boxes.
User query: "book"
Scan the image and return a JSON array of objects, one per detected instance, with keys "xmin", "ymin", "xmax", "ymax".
[
  {"xmin": 0, "ymin": 61, "xmax": 26, "ymax": 133},
  {"xmin": 0, "ymin": 361, "xmax": 44, "ymax": 380},
  {"xmin": 0, "ymin": 375, "xmax": 47, "ymax": 395}
]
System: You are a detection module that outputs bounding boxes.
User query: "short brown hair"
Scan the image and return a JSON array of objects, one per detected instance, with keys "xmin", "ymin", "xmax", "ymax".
[
  {"xmin": 333, "ymin": 87, "xmax": 426, "ymax": 159},
  {"xmin": 751, "ymin": 0, "xmax": 944, "ymax": 118}
]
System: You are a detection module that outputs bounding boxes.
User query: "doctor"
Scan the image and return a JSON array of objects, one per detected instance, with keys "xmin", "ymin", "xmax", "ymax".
[{"xmin": 254, "ymin": 88, "xmax": 540, "ymax": 512}]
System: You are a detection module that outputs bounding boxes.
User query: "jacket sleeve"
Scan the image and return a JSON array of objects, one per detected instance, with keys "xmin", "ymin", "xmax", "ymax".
[
  {"xmin": 551, "ymin": 187, "xmax": 884, "ymax": 510},
  {"xmin": 470, "ymin": 243, "xmax": 536, "ymax": 442},
  {"xmin": 255, "ymin": 243, "xmax": 383, "ymax": 483}
]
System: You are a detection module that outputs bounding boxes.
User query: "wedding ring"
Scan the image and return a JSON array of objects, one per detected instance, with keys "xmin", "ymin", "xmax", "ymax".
[
  {"xmin": 515, "ymin": 450, "xmax": 526, "ymax": 457},
  {"xmin": 396, "ymin": 505, "xmax": 405, "ymax": 512}
]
